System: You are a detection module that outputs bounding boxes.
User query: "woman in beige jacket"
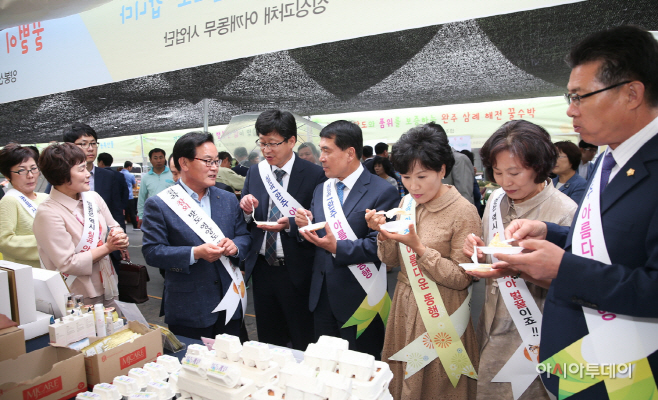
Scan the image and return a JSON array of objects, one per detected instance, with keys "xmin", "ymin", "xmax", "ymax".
[
  {"xmin": 34, "ymin": 144, "xmax": 129, "ymax": 308},
  {"xmin": 463, "ymin": 120, "xmax": 577, "ymax": 400},
  {"xmin": 367, "ymin": 125, "xmax": 481, "ymax": 400}
]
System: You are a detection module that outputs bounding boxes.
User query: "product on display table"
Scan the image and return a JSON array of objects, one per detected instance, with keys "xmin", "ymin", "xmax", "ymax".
[{"xmin": 92, "ymin": 382, "xmax": 122, "ymax": 400}]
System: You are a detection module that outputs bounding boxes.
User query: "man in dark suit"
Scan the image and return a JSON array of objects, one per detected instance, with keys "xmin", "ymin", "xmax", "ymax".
[
  {"xmin": 232, "ymin": 146, "xmax": 250, "ymax": 177},
  {"xmin": 495, "ymin": 27, "xmax": 658, "ymax": 399},
  {"xmin": 48, "ymin": 123, "xmax": 129, "ymax": 261},
  {"xmin": 293, "ymin": 120, "xmax": 399, "ymax": 358},
  {"xmin": 142, "ymin": 132, "xmax": 251, "ymax": 339},
  {"xmin": 239, "ymin": 109, "xmax": 326, "ymax": 350}
]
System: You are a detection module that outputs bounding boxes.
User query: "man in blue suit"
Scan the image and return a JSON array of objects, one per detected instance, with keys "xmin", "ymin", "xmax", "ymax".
[
  {"xmin": 293, "ymin": 120, "xmax": 399, "ymax": 358},
  {"xmin": 48, "ymin": 123, "xmax": 129, "ymax": 262},
  {"xmin": 239, "ymin": 110, "xmax": 326, "ymax": 350},
  {"xmin": 497, "ymin": 26, "xmax": 658, "ymax": 399},
  {"xmin": 142, "ymin": 132, "xmax": 251, "ymax": 339}
]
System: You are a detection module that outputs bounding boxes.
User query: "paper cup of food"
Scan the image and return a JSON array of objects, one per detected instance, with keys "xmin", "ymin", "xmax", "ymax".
[
  {"xmin": 380, "ymin": 220, "xmax": 411, "ymax": 233},
  {"xmin": 299, "ymin": 222, "xmax": 327, "ymax": 232},
  {"xmin": 478, "ymin": 246, "xmax": 523, "ymax": 255},
  {"xmin": 459, "ymin": 263, "xmax": 494, "ymax": 272},
  {"xmin": 255, "ymin": 221, "xmax": 280, "ymax": 226}
]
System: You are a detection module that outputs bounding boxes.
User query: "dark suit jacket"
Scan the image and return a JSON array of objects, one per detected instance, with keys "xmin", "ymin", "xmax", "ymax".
[
  {"xmin": 290, "ymin": 171, "xmax": 399, "ymax": 322},
  {"xmin": 141, "ymin": 183, "xmax": 251, "ymax": 328},
  {"xmin": 363, "ymin": 158, "xmax": 375, "ymax": 175},
  {"xmin": 542, "ymin": 133, "xmax": 658, "ymax": 399},
  {"xmin": 242, "ymin": 157, "xmax": 327, "ymax": 292},
  {"xmin": 232, "ymin": 164, "xmax": 249, "ymax": 177},
  {"xmin": 552, "ymin": 173, "xmax": 588, "ymax": 205}
]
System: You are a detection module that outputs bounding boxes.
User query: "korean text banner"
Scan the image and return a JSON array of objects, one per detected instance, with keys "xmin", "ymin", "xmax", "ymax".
[
  {"xmin": 0, "ymin": 0, "xmax": 583, "ymax": 104},
  {"xmin": 312, "ymin": 96, "xmax": 576, "ymax": 149}
]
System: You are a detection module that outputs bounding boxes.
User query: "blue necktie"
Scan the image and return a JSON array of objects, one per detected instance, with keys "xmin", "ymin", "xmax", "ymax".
[
  {"xmin": 600, "ymin": 152, "xmax": 616, "ymax": 195},
  {"xmin": 264, "ymin": 169, "xmax": 286, "ymax": 265},
  {"xmin": 336, "ymin": 181, "xmax": 346, "ymax": 205}
]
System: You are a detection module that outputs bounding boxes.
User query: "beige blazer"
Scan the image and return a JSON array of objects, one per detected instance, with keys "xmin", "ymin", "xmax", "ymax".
[{"xmin": 33, "ymin": 188, "xmax": 119, "ymax": 299}]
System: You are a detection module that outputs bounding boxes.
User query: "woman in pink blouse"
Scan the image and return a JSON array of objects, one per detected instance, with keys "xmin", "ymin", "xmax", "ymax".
[{"xmin": 34, "ymin": 144, "xmax": 129, "ymax": 308}]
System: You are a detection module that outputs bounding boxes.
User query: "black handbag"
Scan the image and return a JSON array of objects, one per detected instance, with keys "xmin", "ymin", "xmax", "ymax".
[{"xmin": 116, "ymin": 261, "xmax": 150, "ymax": 304}]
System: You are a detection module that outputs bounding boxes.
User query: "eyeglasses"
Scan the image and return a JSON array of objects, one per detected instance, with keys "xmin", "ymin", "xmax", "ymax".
[
  {"xmin": 564, "ymin": 81, "xmax": 631, "ymax": 106},
  {"xmin": 11, "ymin": 166, "xmax": 39, "ymax": 176},
  {"xmin": 193, "ymin": 158, "xmax": 221, "ymax": 167},
  {"xmin": 75, "ymin": 142, "xmax": 98, "ymax": 149},
  {"xmin": 255, "ymin": 139, "xmax": 286, "ymax": 149}
]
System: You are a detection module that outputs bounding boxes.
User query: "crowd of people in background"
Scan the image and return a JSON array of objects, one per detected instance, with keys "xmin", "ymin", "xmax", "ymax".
[{"xmin": 1, "ymin": 25, "xmax": 657, "ymax": 400}]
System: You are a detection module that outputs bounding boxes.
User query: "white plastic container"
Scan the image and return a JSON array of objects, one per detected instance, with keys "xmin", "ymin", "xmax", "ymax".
[
  {"xmin": 156, "ymin": 355, "xmax": 181, "ymax": 374},
  {"xmin": 185, "ymin": 344, "xmax": 209, "ymax": 358},
  {"xmin": 241, "ymin": 341, "xmax": 271, "ymax": 370},
  {"xmin": 94, "ymin": 304, "xmax": 107, "ymax": 337},
  {"xmin": 213, "ymin": 333, "xmax": 242, "ymax": 362},
  {"xmin": 129, "ymin": 368, "xmax": 152, "ymax": 390},
  {"xmin": 178, "ymin": 370, "xmax": 257, "ymax": 400},
  {"xmin": 270, "ymin": 347, "xmax": 296, "ymax": 368},
  {"xmin": 285, "ymin": 376, "xmax": 325, "ymax": 400},
  {"xmin": 127, "ymin": 392, "xmax": 158, "ymax": 400},
  {"xmin": 206, "ymin": 361, "xmax": 242, "ymax": 388},
  {"xmin": 181, "ymin": 355, "xmax": 210, "ymax": 379},
  {"xmin": 317, "ymin": 371, "xmax": 352, "ymax": 400},
  {"xmin": 251, "ymin": 385, "xmax": 286, "ymax": 400},
  {"xmin": 278, "ymin": 362, "xmax": 316, "ymax": 390},
  {"xmin": 338, "ymin": 350, "xmax": 375, "ymax": 382},
  {"xmin": 351, "ymin": 361, "xmax": 394, "ymax": 400},
  {"xmin": 76, "ymin": 392, "xmax": 102, "ymax": 400},
  {"xmin": 143, "ymin": 362, "xmax": 169, "ymax": 382},
  {"xmin": 93, "ymin": 383, "xmax": 122, "ymax": 400},
  {"xmin": 167, "ymin": 371, "xmax": 180, "ymax": 396},
  {"xmin": 317, "ymin": 335, "xmax": 350, "ymax": 352},
  {"xmin": 146, "ymin": 380, "xmax": 175, "ymax": 400},
  {"xmin": 304, "ymin": 343, "xmax": 340, "ymax": 372},
  {"xmin": 113, "ymin": 376, "xmax": 140, "ymax": 397}
]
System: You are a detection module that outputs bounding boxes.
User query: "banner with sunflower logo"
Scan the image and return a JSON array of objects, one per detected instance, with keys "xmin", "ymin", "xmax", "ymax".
[{"xmin": 392, "ymin": 195, "xmax": 477, "ymax": 387}]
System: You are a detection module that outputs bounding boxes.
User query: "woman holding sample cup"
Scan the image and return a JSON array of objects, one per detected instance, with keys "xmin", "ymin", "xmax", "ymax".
[
  {"xmin": 0, "ymin": 143, "xmax": 48, "ymax": 268},
  {"xmin": 365, "ymin": 125, "xmax": 481, "ymax": 399},
  {"xmin": 34, "ymin": 143, "xmax": 129, "ymax": 309},
  {"xmin": 462, "ymin": 120, "xmax": 576, "ymax": 400}
]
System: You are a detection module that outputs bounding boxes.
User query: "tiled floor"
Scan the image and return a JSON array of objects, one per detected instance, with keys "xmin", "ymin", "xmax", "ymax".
[{"xmin": 126, "ymin": 227, "xmax": 486, "ymax": 343}]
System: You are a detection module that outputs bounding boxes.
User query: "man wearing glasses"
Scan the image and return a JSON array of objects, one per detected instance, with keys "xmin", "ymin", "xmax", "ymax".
[
  {"xmin": 240, "ymin": 109, "xmax": 326, "ymax": 350},
  {"xmin": 496, "ymin": 26, "xmax": 658, "ymax": 399},
  {"xmin": 141, "ymin": 132, "xmax": 251, "ymax": 339},
  {"xmin": 48, "ymin": 123, "xmax": 129, "ymax": 262}
]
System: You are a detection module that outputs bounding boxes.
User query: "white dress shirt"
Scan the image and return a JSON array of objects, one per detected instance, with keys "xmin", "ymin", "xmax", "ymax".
[{"xmin": 259, "ymin": 153, "xmax": 296, "ymax": 258}]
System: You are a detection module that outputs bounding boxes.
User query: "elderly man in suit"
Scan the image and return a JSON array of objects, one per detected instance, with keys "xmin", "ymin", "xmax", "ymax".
[
  {"xmin": 494, "ymin": 26, "xmax": 658, "ymax": 399},
  {"xmin": 239, "ymin": 109, "xmax": 326, "ymax": 350},
  {"xmin": 142, "ymin": 132, "xmax": 251, "ymax": 339},
  {"xmin": 293, "ymin": 120, "xmax": 399, "ymax": 358}
]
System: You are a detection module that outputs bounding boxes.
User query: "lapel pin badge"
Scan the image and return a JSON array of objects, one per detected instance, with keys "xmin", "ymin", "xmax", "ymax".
[{"xmin": 627, "ymin": 168, "xmax": 635, "ymax": 177}]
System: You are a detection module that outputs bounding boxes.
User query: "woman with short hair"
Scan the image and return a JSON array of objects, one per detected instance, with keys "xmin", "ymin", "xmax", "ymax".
[
  {"xmin": 0, "ymin": 143, "xmax": 48, "ymax": 268},
  {"xmin": 366, "ymin": 125, "xmax": 481, "ymax": 399},
  {"xmin": 34, "ymin": 143, "xmax": 129, "ymax": 307},
  {"xmin": 298, "ymin": 142, "xmax": 321, "ymax": 165},
  {"xmin": 463, "ymin": 120, "xmax": 577, "ymax": 400},
  {"xmin": 552, "ymin": 141, "xmax": 588, "ymax": 204}
]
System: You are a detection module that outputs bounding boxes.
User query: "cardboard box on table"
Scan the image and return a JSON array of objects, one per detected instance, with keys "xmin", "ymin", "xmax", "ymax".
[
  {"xmin": 0, "ymin": 270, "xmax": 12, "ymax": 320},
  {"xmin": 76, "ymin": 321, "xmax": 163, "ymax": 386},
  {"xmin": 0, "ymin": 261, "xmax": 36, "ymax": 325},
  {"xmin": 0, "ymin": 346, "xmax": 86, "ymax": 400},
  {"xmin": 0, "ymin": 327, "xmax": 26, "ymax": 362}
]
